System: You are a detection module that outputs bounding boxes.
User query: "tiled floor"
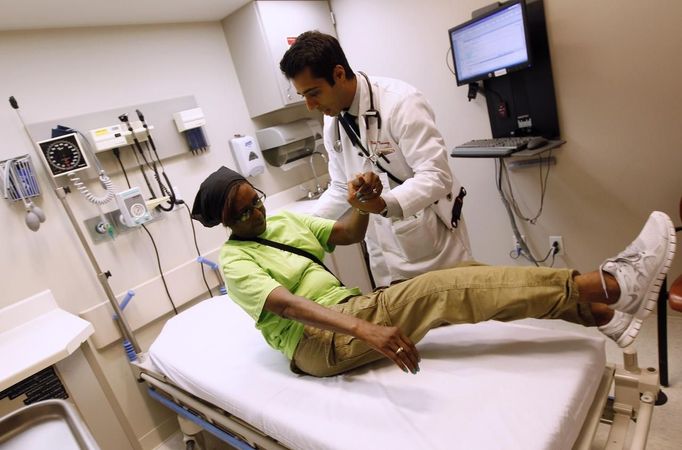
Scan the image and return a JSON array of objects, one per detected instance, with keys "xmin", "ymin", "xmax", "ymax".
[{"xmin": 154, "ymin": 309, "xmax": 682, "ymax": 450}]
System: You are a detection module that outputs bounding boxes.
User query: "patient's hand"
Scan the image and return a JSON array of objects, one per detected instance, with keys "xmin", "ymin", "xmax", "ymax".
[
  {"xmin": 358, "ymin": 322, "xmax": 420, "ymax": 374},
  {"xmin": 347, "ymin": 172, "xmax": 385, "ymax": 214}
]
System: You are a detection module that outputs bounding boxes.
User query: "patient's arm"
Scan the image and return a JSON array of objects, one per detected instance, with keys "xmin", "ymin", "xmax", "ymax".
[
  {"xmin": 265, "ymin": 286, "xmax": 420, "ymax": 373},
  {"xmin": 328, "ymin": 207, "xmax": 369, "ymax": 245},
  {"xmin": 327, "ymin": 175, "xmax": 377, "ymax": 245}
]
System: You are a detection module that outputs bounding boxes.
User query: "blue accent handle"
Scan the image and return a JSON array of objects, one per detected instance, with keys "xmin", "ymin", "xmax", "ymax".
[
  {"xmin": 113, "ymin": 290, "xmax": 135, "ymax": 320},
  {"xmin": 123, "ymin": 339, "xmax": 137, "ymax": 362},
  {"xmin": 120, "ymin": 290, "xmax": 135, "ymax": 311},
  {"xmin": 196, "ymin": 256, "xmax": 219, "ymax": 270}
]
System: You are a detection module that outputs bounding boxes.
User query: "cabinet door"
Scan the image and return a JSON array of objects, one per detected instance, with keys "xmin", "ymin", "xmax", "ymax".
[{"xmin": 258, "ymin": 1, "xmax": 336, "ymax": 107}]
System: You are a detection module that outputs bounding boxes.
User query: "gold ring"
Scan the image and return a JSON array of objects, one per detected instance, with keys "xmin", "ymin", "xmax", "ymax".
[{"xmin": 396, "ymin": 347, "xmax": 404, "ymax": 355}]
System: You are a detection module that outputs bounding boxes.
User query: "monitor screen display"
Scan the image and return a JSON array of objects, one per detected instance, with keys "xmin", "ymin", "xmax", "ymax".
[{"xmin": 449, "ymin": 0, "xmax": 531, "ymax": 86}]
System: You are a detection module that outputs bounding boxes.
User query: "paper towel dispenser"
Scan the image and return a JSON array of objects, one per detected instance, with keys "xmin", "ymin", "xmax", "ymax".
[{"xmin": 256, "ymin": 119, "xmax": 324, "ymax": 169}]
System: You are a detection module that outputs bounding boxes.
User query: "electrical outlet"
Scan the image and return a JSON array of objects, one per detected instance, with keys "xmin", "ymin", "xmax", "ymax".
[
  {"xmin": 549, "ymin": 236, "xmax": 564, "ymax": 256},
  {"xmin": 511, "ymin": 234, "xmax": 526, "ymax": 256}
]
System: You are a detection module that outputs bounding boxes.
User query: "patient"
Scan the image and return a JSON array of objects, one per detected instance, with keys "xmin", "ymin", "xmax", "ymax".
[{"xmin": 192, "ymin": 167, "xmax": 676, "ymax": 377}]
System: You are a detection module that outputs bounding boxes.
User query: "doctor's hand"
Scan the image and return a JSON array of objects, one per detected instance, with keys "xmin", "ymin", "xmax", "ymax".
[
  {"xmin": 350, "ymin": 172, "xmax": 382, "ymax": 201},
  {"xmin": 347, "ymin": 172, "xmax": 386, "ymax": 214},
  {"xmin": 357, "ymin": 321, "xmax": 420, "ymax": 374}
]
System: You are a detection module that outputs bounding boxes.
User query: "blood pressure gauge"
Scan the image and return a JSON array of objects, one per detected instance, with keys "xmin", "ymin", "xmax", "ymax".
[{"xmin": 36, "ymin": 133, "xmax": 90, "ymax": 177}]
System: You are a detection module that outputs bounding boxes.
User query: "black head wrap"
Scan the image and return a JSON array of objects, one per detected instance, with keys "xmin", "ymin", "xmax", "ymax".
[{"xmin": 191, "ymin": 166, "xmax": 246, "ymax": 227}]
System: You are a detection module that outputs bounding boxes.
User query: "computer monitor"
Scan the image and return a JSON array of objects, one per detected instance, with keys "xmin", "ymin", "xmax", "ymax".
[{"xmin": 449, "ymin": 0, "xmax": 532, "ymax": 86}]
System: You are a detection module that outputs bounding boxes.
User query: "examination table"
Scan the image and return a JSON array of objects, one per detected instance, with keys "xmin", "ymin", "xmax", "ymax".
[{"xmin": 132, "ymin": 295, "xmax": 659, "ymax": 449}]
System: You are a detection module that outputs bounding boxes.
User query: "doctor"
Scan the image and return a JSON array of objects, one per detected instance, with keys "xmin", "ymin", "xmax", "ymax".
[{"xmin": 280, "ymin": 31, "xmax": 472, "ymax": 287}]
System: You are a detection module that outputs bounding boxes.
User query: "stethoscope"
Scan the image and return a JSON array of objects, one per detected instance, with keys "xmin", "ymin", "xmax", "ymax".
[{"xmin": 333, "ymin": 71, "xmax": 387, "ymax": 164}]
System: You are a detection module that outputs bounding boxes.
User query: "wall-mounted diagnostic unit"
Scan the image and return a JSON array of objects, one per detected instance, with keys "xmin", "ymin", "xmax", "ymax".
[
  {"xmin": 115, "ymin": 187, "xmax": 152, "ymax": 227},
  {"xmin": 89, "ymin": 124, "xmax": 128, "ymax": 152},
  {"xmin": 88, "ymin": 122, "xmax": 154, "ymax": 152},
  {"xmin": 36, "ymin": 133, "xmax": 89, "ymax": 177}
]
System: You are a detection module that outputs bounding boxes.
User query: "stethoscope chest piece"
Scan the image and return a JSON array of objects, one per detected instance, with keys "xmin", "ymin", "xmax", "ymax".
[{"xmin": 333, "ymin": 137, "xmax": 343, "ymax": 153}]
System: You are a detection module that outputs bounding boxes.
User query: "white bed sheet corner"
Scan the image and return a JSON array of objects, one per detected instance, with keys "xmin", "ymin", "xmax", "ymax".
[{"xmin": 149, "ymin": 295, "xmax": 606, "ymax": 450}]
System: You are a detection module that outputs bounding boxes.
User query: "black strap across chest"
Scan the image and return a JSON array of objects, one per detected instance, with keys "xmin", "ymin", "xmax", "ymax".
[{"xmin": 230, "ymin": 235, "xmax": 342, "ymax": 285}]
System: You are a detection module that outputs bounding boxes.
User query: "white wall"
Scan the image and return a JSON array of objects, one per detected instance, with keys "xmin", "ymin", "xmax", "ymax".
[
  {"xmin": 330, "ymin": 0, "xmax": 682, "ymax": 278},
  {"xmin": 0, "ymin": 21, "xmax": 321, "ymax": 449}
]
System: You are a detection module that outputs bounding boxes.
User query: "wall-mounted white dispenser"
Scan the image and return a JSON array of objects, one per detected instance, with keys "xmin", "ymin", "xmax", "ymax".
[
  {"xmin": 255, "ymin": 119, "xmax": 322, "ymax": 171},
  {"xmin": 173, "ymin": 107, "xmax": 209, "ymax": 154},
  {"xmin": 229, "ymin": 135, "xmax": 265, "ymax": 177}
]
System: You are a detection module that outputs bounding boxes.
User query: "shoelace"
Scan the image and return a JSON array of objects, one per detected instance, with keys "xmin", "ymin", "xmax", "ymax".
[{"xmin": 599, "ymin": 251, "xmax": 643, "ymax": 299}]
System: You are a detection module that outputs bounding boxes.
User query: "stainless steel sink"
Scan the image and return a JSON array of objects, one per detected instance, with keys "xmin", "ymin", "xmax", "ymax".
[
  {"xmin": 280, "ymin": 197, "xmax": 319, "ymax": 215},
  {"xmin": 0, "ymin": 400, "xmax": 99, "ymax": 449}
]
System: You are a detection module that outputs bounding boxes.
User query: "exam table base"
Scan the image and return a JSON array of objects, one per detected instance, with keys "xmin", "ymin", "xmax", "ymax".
[{"xmin": 132, "ymin": 357, "xmax": 288, "ymax": 450}]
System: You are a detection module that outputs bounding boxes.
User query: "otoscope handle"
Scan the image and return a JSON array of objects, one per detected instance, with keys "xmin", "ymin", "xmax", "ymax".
[
  {"xmin": 9, "ymin": 96, "xmax": 18, "ymax": 109},
  {"xmin": 196, "ymin": 256, "xmax": 219, "ymax": 270}
]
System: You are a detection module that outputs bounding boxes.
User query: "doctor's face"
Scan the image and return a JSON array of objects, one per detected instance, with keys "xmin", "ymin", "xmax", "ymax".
[{"xmin": 292, "ymin": 66, "xmax": 353, "ymax": 116}]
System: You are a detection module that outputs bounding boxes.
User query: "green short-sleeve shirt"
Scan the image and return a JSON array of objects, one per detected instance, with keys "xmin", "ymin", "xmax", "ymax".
[{"xmin": 220, "ymin": 211, "xmax": 361, "ymax": 359}]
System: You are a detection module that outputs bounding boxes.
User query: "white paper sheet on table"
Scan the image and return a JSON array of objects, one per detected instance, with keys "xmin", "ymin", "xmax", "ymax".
[{"xmin": 149, "ymin": 295, "xmax": 605, "ymax": 450}]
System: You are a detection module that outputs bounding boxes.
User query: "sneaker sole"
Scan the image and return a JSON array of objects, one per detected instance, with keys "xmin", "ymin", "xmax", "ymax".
[{"xmin": 617, "ymin": 212, "xmax": 677, "ymax": 348}]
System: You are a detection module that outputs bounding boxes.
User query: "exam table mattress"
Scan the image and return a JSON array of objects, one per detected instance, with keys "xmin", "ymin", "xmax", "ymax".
[{"xmin": 149, "ymin": 295, "xmax": 606, "ymax": 450}]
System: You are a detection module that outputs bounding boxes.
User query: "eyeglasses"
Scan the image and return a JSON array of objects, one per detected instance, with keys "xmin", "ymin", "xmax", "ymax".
[{"xmin": 237, "ymin": 194, "xmax": 266, "ymax": 222}]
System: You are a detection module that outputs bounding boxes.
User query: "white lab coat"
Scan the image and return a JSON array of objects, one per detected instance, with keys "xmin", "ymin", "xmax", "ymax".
[{"xmin": 314, "ymin": 74, "xmax": 472, "ymax": 287}]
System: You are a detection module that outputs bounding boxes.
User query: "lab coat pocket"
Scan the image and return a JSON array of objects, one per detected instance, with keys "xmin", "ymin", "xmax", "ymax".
[{"xmin": 391, "ymin": 207, "xmax": 439, "ymax": 261}]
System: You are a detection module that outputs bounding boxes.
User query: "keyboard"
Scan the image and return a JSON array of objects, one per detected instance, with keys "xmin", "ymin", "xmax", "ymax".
[{"xmin": 452, "ymin": 136, "xmax": 540, "ymax": 157}]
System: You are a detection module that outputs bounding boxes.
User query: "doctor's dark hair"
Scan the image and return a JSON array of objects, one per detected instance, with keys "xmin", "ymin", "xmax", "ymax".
[{"xmin": 280, "ymin": 31, "xmax": 355, "ymax": 85}]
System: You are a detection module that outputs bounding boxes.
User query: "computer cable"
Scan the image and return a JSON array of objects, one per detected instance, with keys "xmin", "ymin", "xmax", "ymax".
[
  {"xmin": 495, "ymin": 155, "xmax": 557, "ymax": 267},
  {"xmin": 445, "ymin": 47, "xmax": 456, "ymax": 75},
  {"xmin": 500, "ymin": 150, "xmax": 553, "ymax": 225}
]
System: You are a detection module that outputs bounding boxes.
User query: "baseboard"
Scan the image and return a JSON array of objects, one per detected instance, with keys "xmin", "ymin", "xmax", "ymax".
[{"xmin": 139, "ymin": 415, "xmax": 179, "ymax": 450}]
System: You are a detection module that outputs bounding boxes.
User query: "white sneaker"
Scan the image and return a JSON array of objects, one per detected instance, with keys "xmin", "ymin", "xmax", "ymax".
[
  {"xmin": 598, "ymin": 310, "xmax": 635, "ymax": 347},
  {"xmin": 599, "ymin": 211, "xmax": 676, "ymax": 345}
]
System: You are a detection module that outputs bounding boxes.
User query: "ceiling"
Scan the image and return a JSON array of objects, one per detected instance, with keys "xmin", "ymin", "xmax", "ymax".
[{"xmin": 0, "ymin": 0, "xmax": 252, "ymax": 31}]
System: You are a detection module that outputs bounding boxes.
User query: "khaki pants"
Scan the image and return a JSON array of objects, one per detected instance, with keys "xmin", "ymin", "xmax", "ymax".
[{"xmin": 292, "ymin": 263, "xmax": 595, "ymax": 377}]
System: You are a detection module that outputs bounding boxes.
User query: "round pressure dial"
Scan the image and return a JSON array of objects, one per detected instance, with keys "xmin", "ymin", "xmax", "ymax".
[
  {"xmin": 37, "ymin": 133, "xmax": 89, "ymax": 177},
  {"xmin": 45, "ymin": 139, "xmax": 82, "ymax": 171}
]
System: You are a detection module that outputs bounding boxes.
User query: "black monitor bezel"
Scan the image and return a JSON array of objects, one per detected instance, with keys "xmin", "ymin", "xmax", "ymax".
[{"xmin": 448, "ymin": 0, "xmax": 533, "ymax": 86}]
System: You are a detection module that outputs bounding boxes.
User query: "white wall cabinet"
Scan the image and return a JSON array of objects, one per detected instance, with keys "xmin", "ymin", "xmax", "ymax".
[{"xmin": 223, "ymin": 1, "xmax": 336, "ymax": 118}]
